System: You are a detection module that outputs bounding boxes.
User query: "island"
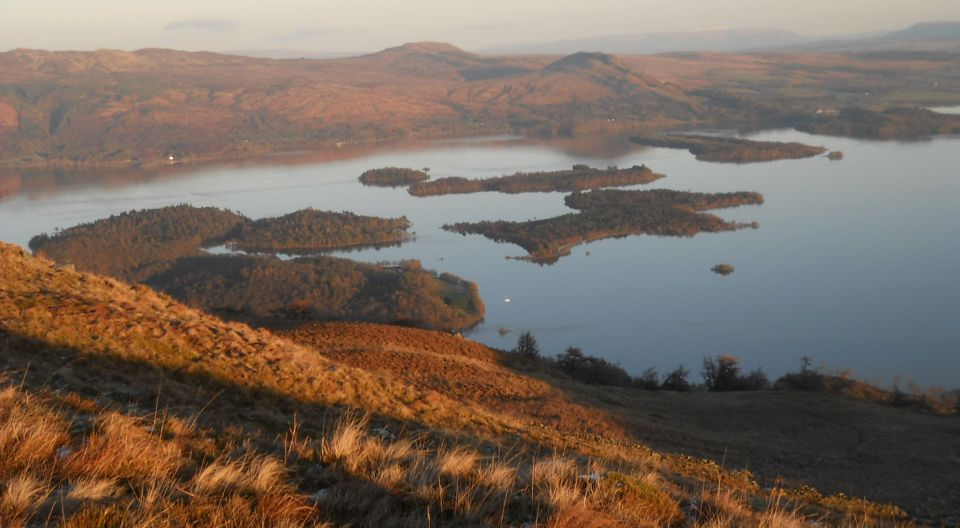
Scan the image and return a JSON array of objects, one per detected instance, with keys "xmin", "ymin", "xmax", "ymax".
[
  {"xmin": 231, "ymin": 209, "xmax": 412, "ymax": 253},
  {"xmin": 630, "ymin": 134, "xmax": 827, "ymax": 163},
  {"xmin": 444, "ymin": 188, "xmax": 764, "ymax": 263},
  {"xmin": 407, "ymin": 164, "xmax": 663, "ymax": 197},
  {"xmin": 28, "ymin": 205, "xmax": 415, "ymax": 280},
  {"xmin": 29, "ymin": 205, "xmax": 483, "ymax": 330},
  {"xmin": 711, "ymin": 263, "xmax": 735, "ymax": 275},
  {"xmin": 359, "ymin": 167, "xmax": 431, "ymax": 187},
  {"xmin": 148, "ymin": 256, "xmax": 484, "ymax": 331},
  {"xmin": 795, "ymin": 107, "xmax": 960, "ymax": 140},
  {"xmin": 827, "ymin": 151, "xmax": 845, "ymax": 161}
]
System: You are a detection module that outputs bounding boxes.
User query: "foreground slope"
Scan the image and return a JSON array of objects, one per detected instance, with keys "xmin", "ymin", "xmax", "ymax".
[{"xmin": 1, "ymin": 242, "xmax": 955, "ymax": 525}]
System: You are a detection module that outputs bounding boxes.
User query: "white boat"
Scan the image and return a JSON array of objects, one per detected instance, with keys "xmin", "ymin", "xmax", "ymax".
[{"xmin": 504, "ymin": 294, "xmax": 511, "ymax": 303}]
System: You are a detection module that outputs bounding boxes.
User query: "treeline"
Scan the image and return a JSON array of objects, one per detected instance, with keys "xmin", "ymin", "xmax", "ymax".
[
  {"xmin": 408, "ymin": 164, "xmax": 662, "ymax": 197},
  {"xmin": 233, "ymin": 208, "xmax": 412, "ymax": 253},
  {"xmin": 507, "ymin": 333, "xmax": 960, "ymax": 414},
  {"xmin": 359, "ymin": 167, "xmax": 430, "ymax": 187},
  {"xmin": 29, "ymin": 205, "xmax": 414, "ymax": 281},
  {"xmin": 149, "ymin": 256, "xmax": 484, "ymax": 331},
  {"xmin": 795, "ymin": 107, "xmax": 960, "ymax": 140},
  {"xmin": 444, "ymin": 189, "xmax": 763, "ymax": 263},
  {"xmin": 29, "ymin": 205, "xmax": 483, "ymax": 330},
  {"xmin": 630, "ymin": 134, "xmax": 827, "ymax": 163}
]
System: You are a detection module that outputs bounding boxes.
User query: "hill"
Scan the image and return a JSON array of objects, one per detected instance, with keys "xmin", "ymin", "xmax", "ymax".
[
  {"xmin": 785, "ymin": 22, "xmax": 960, "ymax": 54},
  {"xmin": 2, "ymin": 43, "xmax": 960, "ymax": 167},
  {"xmin": 2, "ymin": 242, "xmax": 957, "ymax": 524}
]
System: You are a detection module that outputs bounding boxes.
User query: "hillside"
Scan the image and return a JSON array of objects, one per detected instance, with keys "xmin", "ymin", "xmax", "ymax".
[
  {"xmin": 2, "ymin": 44, "xmax": 960, "ymax": 167},
  {"xmin": 1, "ymin": 242, "xmax": 958, "ymax": 525}
]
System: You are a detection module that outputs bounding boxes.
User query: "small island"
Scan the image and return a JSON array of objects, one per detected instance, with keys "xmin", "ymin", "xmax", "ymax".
[
  {"xmin": 827, "ymin": 151, "xmax": 845, "ymax": 161},
  {"xmin": 444, "ymin": 189, "xmax": 764, "ymax": 263},
  {"xmin": 630, "ymin": 134, "xmax": 827, "ymax": 163},
  {"xmin": 711, "ymin": 263, "xmax": 735, "ymax": 275},
  {"xmin": 231, "ymin": 208, "xmax": 412, "ymax": 253},
  {"xmin": 408, "ymin": 164, "xmax": 663, "ymax": 197},
  {"xmin": 359, "ymin": 167, "xmax": 431, "ymax": 187}
]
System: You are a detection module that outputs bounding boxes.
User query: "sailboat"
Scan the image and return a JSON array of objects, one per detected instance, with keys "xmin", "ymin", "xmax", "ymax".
[{"xmin": 503, "ymin": 293, "xmax": 511, "ymax": 303}]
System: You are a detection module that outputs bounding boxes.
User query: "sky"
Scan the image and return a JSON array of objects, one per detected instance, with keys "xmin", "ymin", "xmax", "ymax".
[{"xmin": 1, "ymin": 0, "xmax": 959, "ymax": 53}]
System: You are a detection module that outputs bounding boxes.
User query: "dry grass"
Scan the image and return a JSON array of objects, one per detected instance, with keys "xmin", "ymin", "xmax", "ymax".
[
  {"xmin": 65, "ymin": 412, "xmax": 183, "ymax": 483},
  {"xmin": 0, "ymin": 383, "xmax": 318, "ymax": 527},
  {"xmin": 66, "ymin": 478, "xmax": 119, "ymax": 501},
  {"xmin": 0, "ymin": 379, "xmax": 875, "ymax": 527},
  {"xmin": 1, "ymin": 473, "xmax": 50, "ymax": 520}
]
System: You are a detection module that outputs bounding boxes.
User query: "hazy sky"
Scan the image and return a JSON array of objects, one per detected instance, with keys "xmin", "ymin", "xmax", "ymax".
[{"xmin": 1, "ymin": 0, "xmax": 958, "ymax": 52}]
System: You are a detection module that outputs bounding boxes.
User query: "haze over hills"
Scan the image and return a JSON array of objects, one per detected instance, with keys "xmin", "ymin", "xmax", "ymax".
[
  {"xmin": 478, "ymin": 22, "xmax": 960, "ymax": 55},
  {"xmin": 787, "ymin": 21, "xmax": 960, "ymax": 53},
  {"xmin": 479, "ymin": 28, "xmax": 815, "ymax": 55}
]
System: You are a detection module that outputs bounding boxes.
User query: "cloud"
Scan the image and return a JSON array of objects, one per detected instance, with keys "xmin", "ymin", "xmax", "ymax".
[
  {"xmin": 164, "ymin": 18, "xmax": 238, "ymax": 32},
  {"xmin": 273, "ymin": 27, "xmax": 341, "ymax": 42}
]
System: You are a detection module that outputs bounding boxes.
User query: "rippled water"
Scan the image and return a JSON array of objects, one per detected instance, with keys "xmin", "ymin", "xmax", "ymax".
[{"xmin": 2, "ymin": 131, "xmax": 958, "ymax": 388}]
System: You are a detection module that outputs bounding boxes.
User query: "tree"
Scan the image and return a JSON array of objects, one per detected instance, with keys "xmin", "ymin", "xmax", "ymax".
[
  {"xmin": 702, "ymin": 355, "xmax": 742, "ymax": 391},
  {"xmin": 556, "ymin": 346, "xmax": 585, "ymax": 371},
  {"xmin": 661, "ymin": 365, "xmax": 690, "ymax": 392},
  {"xmin": 514, "ymin": 332, "xmax": 539, "ymax": 359},
  {"xmin": 636, "ymin": 367, "xmax": 660, "ymax": 390},
  {"xmin": 703, "ymin": 355, "xmax": 769, "ymax": 391}
]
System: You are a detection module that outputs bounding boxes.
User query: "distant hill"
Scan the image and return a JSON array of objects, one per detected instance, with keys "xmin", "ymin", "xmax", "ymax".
[
  {"xmin": 480, "ymin": 23, "xmax": 960, "ymax": 56},
  {"xmin": 224, "ymin": 49, "xmax": 362, "ymax": 60},
  {"xmin": 479, "ymin": 28, "xmax": 812, "ymax": 55},
  {"xmin": 780, "ymin": 22, "xmax": 960, "ymax": 53},
  {"xmin": 1, "ymin": 40, "xmax": 960, "ymax": 167}
]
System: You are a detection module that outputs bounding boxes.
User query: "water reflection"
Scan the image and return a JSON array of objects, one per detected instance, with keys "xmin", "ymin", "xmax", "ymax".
[{"xmin": 0, "ymin": 134, "xmax": 651, "ymax": 202}]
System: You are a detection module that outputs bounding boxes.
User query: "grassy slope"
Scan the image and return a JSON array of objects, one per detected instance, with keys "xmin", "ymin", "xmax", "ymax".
[{"xmin": 1, "ymin": 242, "xmax": 954, "ymax": 525}]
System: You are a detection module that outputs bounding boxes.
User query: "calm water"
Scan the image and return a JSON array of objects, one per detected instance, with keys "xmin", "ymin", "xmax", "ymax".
[{"xmin": 1, "ymin": 131, "xmax": 958, "ymax": 388}]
